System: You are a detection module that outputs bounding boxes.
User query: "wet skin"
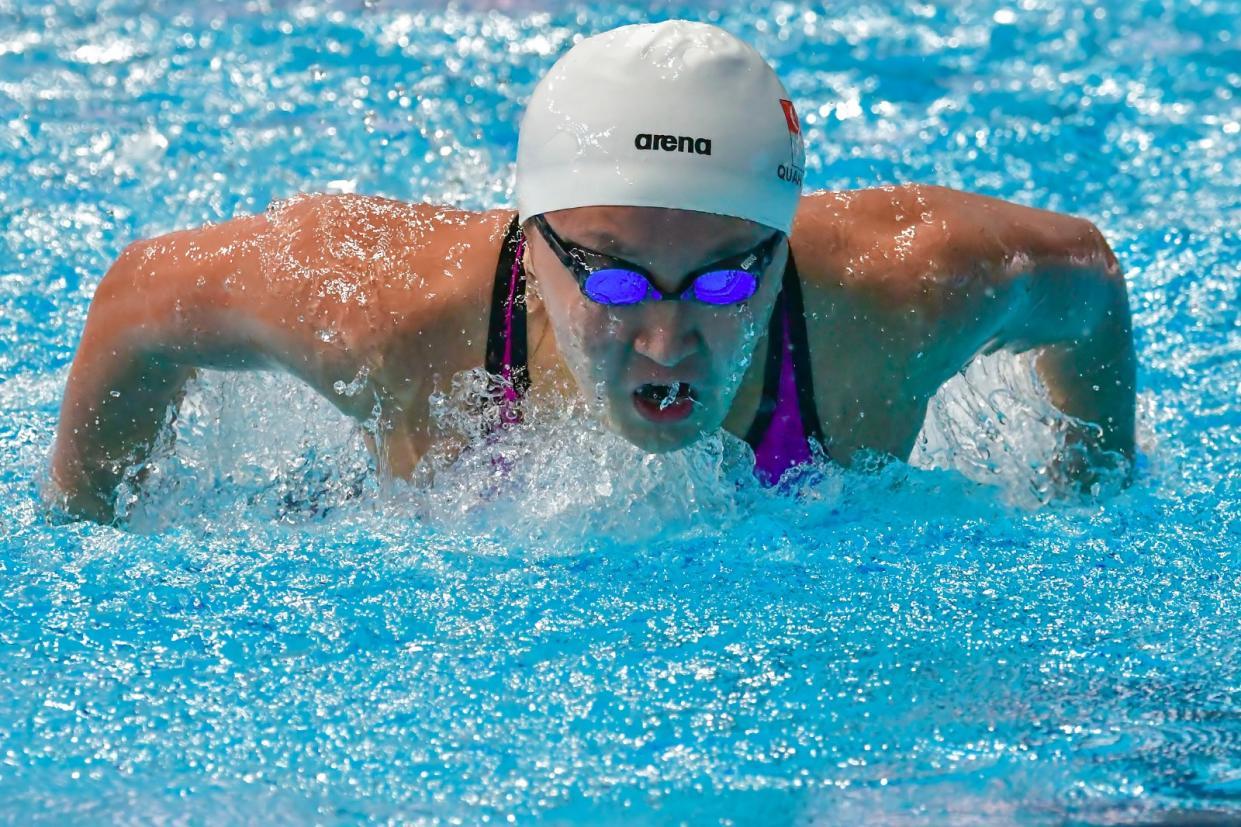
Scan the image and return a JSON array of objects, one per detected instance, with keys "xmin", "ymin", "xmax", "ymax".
[{"xmin": 49, "ymin": 185, "xmax": 1136, "ymax": 522}]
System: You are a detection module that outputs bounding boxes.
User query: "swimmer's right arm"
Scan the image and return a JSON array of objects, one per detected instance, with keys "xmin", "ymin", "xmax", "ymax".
[
  {"xmin": 49, "ymin": 213, "xmax": 275, "ymax": 521},
  {"xmin": 51, "ymin": 195, "xmax": 505, "ymax": 521},
  {"xmin": 48, "ymin": 198, "xmax": 383, "ymax": 522}
]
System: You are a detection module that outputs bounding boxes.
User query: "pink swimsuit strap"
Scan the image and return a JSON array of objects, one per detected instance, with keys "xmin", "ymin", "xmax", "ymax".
[
  {"xmin": 498, "ymin": 233, "xmax": 526, "ymax": 425},
  {"xmin": 484, "ymin": 216, "xmax": 530, "ymax": 428}
]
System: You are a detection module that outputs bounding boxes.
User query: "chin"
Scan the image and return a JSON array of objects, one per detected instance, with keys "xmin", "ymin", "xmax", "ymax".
[{"xmin": 624, "ymin": 427, "xmax": 702, "ymax": 453}]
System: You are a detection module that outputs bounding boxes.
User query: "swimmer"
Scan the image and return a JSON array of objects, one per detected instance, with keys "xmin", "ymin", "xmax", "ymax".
[{"xmin": 48, "ymin": 20, "xmax": 1136, "ymax": 522}]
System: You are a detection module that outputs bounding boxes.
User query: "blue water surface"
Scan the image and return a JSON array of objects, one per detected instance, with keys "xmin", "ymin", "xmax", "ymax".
[{"xmin": 1, "ymin": 0, "xmax": 1238, "ymax": 824}]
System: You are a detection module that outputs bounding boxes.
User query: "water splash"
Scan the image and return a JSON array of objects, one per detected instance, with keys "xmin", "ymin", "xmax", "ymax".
[{"xmin": 2, "ymin": 0, "xmax": 1238, "ymax": 823}]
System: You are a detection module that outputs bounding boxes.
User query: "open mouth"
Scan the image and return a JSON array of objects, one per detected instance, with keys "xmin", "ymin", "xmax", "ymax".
[{"xmin": 632, "ymin": 382, "xmax": 697, "ymax": 423}]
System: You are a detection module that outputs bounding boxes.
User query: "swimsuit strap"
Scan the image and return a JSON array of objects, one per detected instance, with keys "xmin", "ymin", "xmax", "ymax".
[
  {"xmin": 781, "ymin": 249, "xmax": 826, "ymax": 447},
  {"xmin": 484, "ymin": 214, "xmax": 529, "ymax": 424},
  {"xmin": 744, "ymin": 247, "xmax": 825, "ymax": 483},
  {"xmin": 743, "ymin": 280, "xmax": 788, "ymax": 447}
]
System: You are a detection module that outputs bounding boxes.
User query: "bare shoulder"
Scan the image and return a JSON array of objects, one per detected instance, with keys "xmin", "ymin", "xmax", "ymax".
[
  {"xmin": 256, "ymin": 193, "xmax": 516, "ymax": 402},
  {"xmin": 117, "ymin": 194, "xmax": 513, "ymax": 416},
  {"xmin": 261, "ymin": 193, "xmax": 509, "ymax": 305},
  {"xmin": 786, "ymin": 185, "xmax": 1119, "ymax": 412},
  {"xmin": 247, "ymin": 193, "xmax": 506, "ymax": 342},
  {"xmin": 122, "ymin": 192, "xmax": 509, "ymax": 315},
  {"xmin": 788, "ymin": 184, "xmax": 1110, "ymax": 306}
]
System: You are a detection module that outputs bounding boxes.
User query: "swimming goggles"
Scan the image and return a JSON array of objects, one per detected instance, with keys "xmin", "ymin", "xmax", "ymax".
[{"xmin": 529, "ymin": 213, "xmax": 784, "ymax": 306}]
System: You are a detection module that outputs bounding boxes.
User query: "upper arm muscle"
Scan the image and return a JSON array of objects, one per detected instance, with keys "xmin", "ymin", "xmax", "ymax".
[{"xmin": 793, "ymin": 185, "xmax": 1122, "ymax": 392}]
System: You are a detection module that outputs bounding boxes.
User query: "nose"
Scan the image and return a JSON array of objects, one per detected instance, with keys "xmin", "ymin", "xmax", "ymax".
[{"xmin": 631, "ymin": 302, "xmax": 699, "ymax": 368}]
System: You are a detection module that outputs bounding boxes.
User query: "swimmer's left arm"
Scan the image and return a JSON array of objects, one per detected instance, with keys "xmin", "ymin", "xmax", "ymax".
[
  {"xmin": 1000, "ymin": 225, "xmax": 1136, "ymax": 474},
  {"xmin": 910, "ymin": 185, "xmax": 1137, "ymax": 481}
]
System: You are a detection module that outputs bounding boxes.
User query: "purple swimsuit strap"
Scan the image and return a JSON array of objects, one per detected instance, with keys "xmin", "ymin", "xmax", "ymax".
[
  {"xmin": 746, "ymin": 248, "xmax": 825, "ymax": 486},
  {"xmin": 751, "ymin": 300, "xmax": 814, "ymax": 485}
]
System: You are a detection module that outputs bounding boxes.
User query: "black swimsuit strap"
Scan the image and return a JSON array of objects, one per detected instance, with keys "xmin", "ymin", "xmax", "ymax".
[
  {"xmin": 743, "ymin": 266, "xmax": 788, "ymax": 448},
  {"xmin": 743, "ymin": 247, "xmax": 825, "ymax": 450},
  {"xmin": 484, "ymin": 214, "xmax": 530, "ymax": 396},
  {"xmin": 782, "ymin": 251, "xmax": 826, "ymax": 447}
]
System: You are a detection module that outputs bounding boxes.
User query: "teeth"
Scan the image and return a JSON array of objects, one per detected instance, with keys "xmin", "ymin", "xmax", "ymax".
[
  {"xmin": 636, "ymin": 382, "xmax": 693, "ymax": 409},
  {"xmin": 658, "ymin": 382, "xmax": 682, "ymax": 410}
]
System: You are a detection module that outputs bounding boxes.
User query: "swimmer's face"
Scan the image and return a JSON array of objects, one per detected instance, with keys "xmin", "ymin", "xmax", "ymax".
[{"xmin": 524, "ymin": 206, "xmax": 786, "ymax": 452}]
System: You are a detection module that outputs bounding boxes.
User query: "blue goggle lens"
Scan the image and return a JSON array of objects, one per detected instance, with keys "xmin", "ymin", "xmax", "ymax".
[
  {"xmin": 583, "ymin": 268, "xmax": 659, "ymax": 305},
  {"xmin": 684, "ymin": 269, "xmax": 758, "ymax": 305},
  {"xmin": 584, "ymin": 268, "xmax": 757, "ymax": 306}
]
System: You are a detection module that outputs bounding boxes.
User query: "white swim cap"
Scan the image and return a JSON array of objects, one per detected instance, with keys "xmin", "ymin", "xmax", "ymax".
[{"xmin": 516, "ymin": 20, "xmax": 805, "ymax": 235}]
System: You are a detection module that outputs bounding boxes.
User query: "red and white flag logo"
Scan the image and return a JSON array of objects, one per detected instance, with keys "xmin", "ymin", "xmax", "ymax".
[
  {"xmin": 779, "ymin": 99, "xmax": 800, "ymax": 135},
  {"xmin": 775, "ymin": 98, "xmax": 805, "ymax": 187}
]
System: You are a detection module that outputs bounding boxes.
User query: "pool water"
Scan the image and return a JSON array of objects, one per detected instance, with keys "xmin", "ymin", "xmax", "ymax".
[{"xmin": 2, "ymin": 0, "xmax": 1238, "ymax": 824}]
